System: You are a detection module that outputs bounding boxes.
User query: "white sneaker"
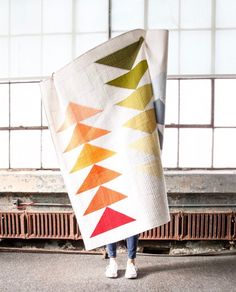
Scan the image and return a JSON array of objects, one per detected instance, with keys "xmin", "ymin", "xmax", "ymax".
[
  {"xmin": 125, "ymin": 262, "xmax": 138, "ymax": 279},
  {"xmin": 105, "ymin": 260, "xmax": 118, "ymax": 278}
]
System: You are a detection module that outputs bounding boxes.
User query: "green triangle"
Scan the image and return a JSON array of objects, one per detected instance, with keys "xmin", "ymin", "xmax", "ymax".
[
  {"xmin": 95, "ymin": 37, "xmax": 144, "ymax": 70},
  {"xmin": 106, "ymin": 60, "xmax": 148, "ymax": 89},
  {"xmin": 116, "ymin": 83, "xmax": 153, "ymax": 110}
]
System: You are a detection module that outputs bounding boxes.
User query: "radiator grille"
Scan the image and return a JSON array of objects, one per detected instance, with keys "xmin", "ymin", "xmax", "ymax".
[
  {"xmin": 181, "ymin": 212, "xmax": 232, "ymax": 240},
  {"xmin": 27, "ymin": 212, "xmax": 74, "ymax": 239},
  {"xmin": 139, "ymin": 213, "xmax": 180, "ymax": 240},
  {"xmin": 0, "ymin": 212, "xmax": 25, "ymax": 238},
  {"xmin": 0, "ymin": 211, "xmax": 235, "ymax": 241}
]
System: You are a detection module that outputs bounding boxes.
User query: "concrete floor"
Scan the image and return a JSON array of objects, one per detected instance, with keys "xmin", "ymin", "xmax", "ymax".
[{"xmin": 0, "ymin": 251, "xmax": 235, "ymax": 292}]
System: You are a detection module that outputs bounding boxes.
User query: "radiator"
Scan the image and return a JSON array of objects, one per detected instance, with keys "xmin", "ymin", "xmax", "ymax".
[
  {"xmin": 0, "ymin": 211, "xmax": 235, "ymax": 241},
  {"xmin": 0, "ymin": 212, "xmax": 25, "ymax": 239}
]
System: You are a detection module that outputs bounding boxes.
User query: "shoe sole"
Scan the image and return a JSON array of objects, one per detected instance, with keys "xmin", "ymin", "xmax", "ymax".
[
  {"xmin": 106, "ymin": 273, "xmax": 118, "ymax": 278},
  {"xmin": 125, "ymin": 274, "xmax": 137, "ymax": 279}
]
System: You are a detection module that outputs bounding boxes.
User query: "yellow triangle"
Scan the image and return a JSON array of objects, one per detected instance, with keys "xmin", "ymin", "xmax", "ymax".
[
  {"xmin": 137, "ymin": 159, "xmax": 163, "ymax": 179},
  {"xmin": 123, "ymin": 109, "xmax": 156, "ymax": 133},
  {"xmin": 116, "ymin": 83, "xmax": 153, "ymax": 110},
  {"xmin": 129, "ymin": 133, "xmax": 160, "ymax": 156},
  {"xmin": 70, "ymin": 144, "xmax": 116, "ymax": 173}
]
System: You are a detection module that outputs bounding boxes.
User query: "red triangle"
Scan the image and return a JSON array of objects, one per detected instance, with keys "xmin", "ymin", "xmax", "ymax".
[
  {"xmin": 76, "ymin": 165, "xmax": 121, "ymax": 194},
  {"xmin": 90, "ymin": 207, "xmax": 136, "ymax": 238}
]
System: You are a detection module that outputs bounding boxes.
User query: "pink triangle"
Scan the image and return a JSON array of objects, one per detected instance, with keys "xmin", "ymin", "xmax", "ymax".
[{"xmin": 90, "ymin": 207, "xmax": 136, "ymax": 238}]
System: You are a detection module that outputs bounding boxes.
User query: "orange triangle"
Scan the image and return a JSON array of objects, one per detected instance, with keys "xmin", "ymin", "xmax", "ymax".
[
  {"xmin": 83, "ymin": 186, "xmax": 127, "ymax": 215},
  {"xmin": 76, "ymin": 165, "xmax": 121, "ymax": 194},
  {"xmin": 70, "ymin": 144, "xmax": 116, "ymax": 173},
  {"xmin": 64, "ymin": 123, "xmax": 110, "ymax": 152},
  {"xmin": 57, "ymin": 102, "xmax": 102, "ymax": 132},
  {"xmin": 90, "ymin": 207, "xmax": 136, "ymax": 238}
]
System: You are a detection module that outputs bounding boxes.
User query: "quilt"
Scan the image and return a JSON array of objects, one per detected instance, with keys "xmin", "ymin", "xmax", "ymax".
[{"xmin": 40, "ymin": 29, "xmax": 170, "ymax": 250}]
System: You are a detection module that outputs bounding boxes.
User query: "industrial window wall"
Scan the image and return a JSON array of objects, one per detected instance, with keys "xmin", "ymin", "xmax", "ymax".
[
  {"xmin": 0, "ymin": 0, "xmax": 236, "ymax": 250},
  {"xmin": 0, "ymin": 0, "xmax": 235, "ymax": 170},
  {"xmin": 0, "ymin": 0, "xmax": 236, "ymax": 78},
  {"xmin": 0, "ymin": 77, "xmax": 236, "ymax": 170}
]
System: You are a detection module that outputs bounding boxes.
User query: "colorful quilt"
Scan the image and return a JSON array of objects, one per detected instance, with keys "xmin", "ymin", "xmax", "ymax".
[{"xmin": 40, "ymin": 29, "xmax": 170, "ymax": 250}]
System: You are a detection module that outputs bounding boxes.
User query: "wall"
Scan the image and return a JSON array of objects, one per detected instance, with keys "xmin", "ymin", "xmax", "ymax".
[{"xmin": 0, "ymin": 170, "xmax": 236, "ymax": 213}]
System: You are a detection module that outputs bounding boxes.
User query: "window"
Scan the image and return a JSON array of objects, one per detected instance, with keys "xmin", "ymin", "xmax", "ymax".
[
  {"xmin": 162, "ymin": 78, "xmax": 236, "ymax": 169},
  {"xmin": 0, "ymin": 0, "xmax": 235, "ymax": 170},
  {"xmin": 0, "ymin": 78, "xmax": 236, "ymax": 170},
  {"xmin": 0, "ymin": 81, "xmax": 58, "ymax": 169},
  {"xmin": 0, "ymin": 0, "xmax": 235, "ymax": 78}
]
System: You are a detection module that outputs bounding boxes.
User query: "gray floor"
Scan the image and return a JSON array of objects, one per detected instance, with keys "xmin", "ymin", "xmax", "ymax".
[{"xmin": 0, "ymin": 251, "xmax": 235, "ymax": 292}]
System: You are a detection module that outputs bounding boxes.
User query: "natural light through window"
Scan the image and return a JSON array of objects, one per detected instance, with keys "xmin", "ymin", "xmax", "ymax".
[{"xmin": 0, "ymin": 0, "xmax": 235, "ymax": 170}]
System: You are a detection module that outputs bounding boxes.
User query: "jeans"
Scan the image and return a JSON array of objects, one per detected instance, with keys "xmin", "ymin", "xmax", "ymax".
[{"xmin": 106, "ymin": 234, "xmax": 139, "ymax": 259}]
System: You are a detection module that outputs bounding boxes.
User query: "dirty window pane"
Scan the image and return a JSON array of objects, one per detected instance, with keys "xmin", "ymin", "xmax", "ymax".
[
  {"xmin": 0, "ymin": 84, "xmax": 9, "ymax": 127},
  {"xmin": 215, "ymin": 30, "xmax": 236, "ymax": 74},
  {"xmin": 42, "ymin": 130, "xmax": 59, "ymax": 168},
  {"xmin": 167, "ymin": 31, "xmax": 179, "ymax": 75},
  {"xmin": 43, "ymin": 35, "xmax": 72, "ymax": 75},
  {"xmin": 165, "ymin": 80, "xmax": 178, "ymax": 125},
  {"xmin": 215, "ymin": 79, "xmax": 236, "ymax": 126},
  {"xmin": 179, "ymin": 128, "xmax": 212, "ymax": 167},
  {"xmin": 0, "ymin": 0, "xmax": 9, "ymax": 35},
  {"xmin": 10, "ymin": 83, "xmax": 41, "ymax": 127},
  {"xmin": 11, "ymin": 0, "xmax": 41, "ymax": 34},
  {"xmin": 10, "ymin": 36, "xmax": 41, "ymax": 77},
  {"xmin": 10, "ymin": 130, "xmax": 41, "ymax": 168},
  {"xmin": 112, "ymin": 0, "xmax": 144, "ymax": 31},
  {"xmin": 148, "ymin": 0, "xmax": 179, "ymax": 29},
  {"xmin": 43, "ymin": 0, "xmax": 72, "ymax": 33},
  {"xmin": 214, "ymin": 129, "xmax": 236, "ymax": 167},
  {"xmin": 76, "ymin": 0, "xmax": 108, "ymax": 32},
  {"xmin": 0, "ymin": 38, "xmax": 8, "ymax": 78},
  {"xmin": 0, "ymin": 131, "xmax": 9, "ymax": 168},
  {"xmin": 180, "ymin": 80, "xmax": 211, "ymax": 124},
  {"xmin": 181, "ymin": 0, "xmax": 211, "ymax": 28},
  {"xmin": 216, "ymin": 0, "xmax": 236, "ymax": 28},
  {"xmin": 162, "ymin": 128, "xmax": 178, "ymax": 168},
  {"xmin": 180, "ymin": 31, "xmax": 211, "ymax": 74}
]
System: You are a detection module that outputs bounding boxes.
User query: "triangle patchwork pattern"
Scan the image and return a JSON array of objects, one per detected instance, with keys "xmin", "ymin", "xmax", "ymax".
[
  {"xmin": 129, "ymin": 133, "xmax": 159, "ymax": 156},
  {"xmin": 57, "ymin": 102, "xmax": 102, "ymax": 132},
  {"xmin": 70, "ymin": 144, "xmax": 116, "ymax": 173},
  {"xmin": 95, "ymin": 37, "xmax": 144, "ymax": 70},
  {"xmin": 106, "ymin": 60, "xmax": 148, "ymax": 89},
  {"xmin": 76, "ymin": 165, "xmax": 121, "ymax": 194},
  {"xmin": 64, "ymin": 123, "xmax": 110, "ymax": 152},
  {"xmin": 83, "ymin": 186, "xmax": 127, "ymax": 215},
  {"xmin": 51, "ymin": 36, "xmax": 160, "ymax": 244},
  {"xmin": 116, "ymin": 83, "xmax": 153, "ymax": 110},
  {"xmin": 60, "ymin": 36, "xmax": 156, "ymax": 241},
  {"xmin": 123, "ymin": 108, "xmax": 157, "ymax": 133},
  {"xmin": 90, "ymin": 207, "xmax": 136, "ymax": 238}
]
